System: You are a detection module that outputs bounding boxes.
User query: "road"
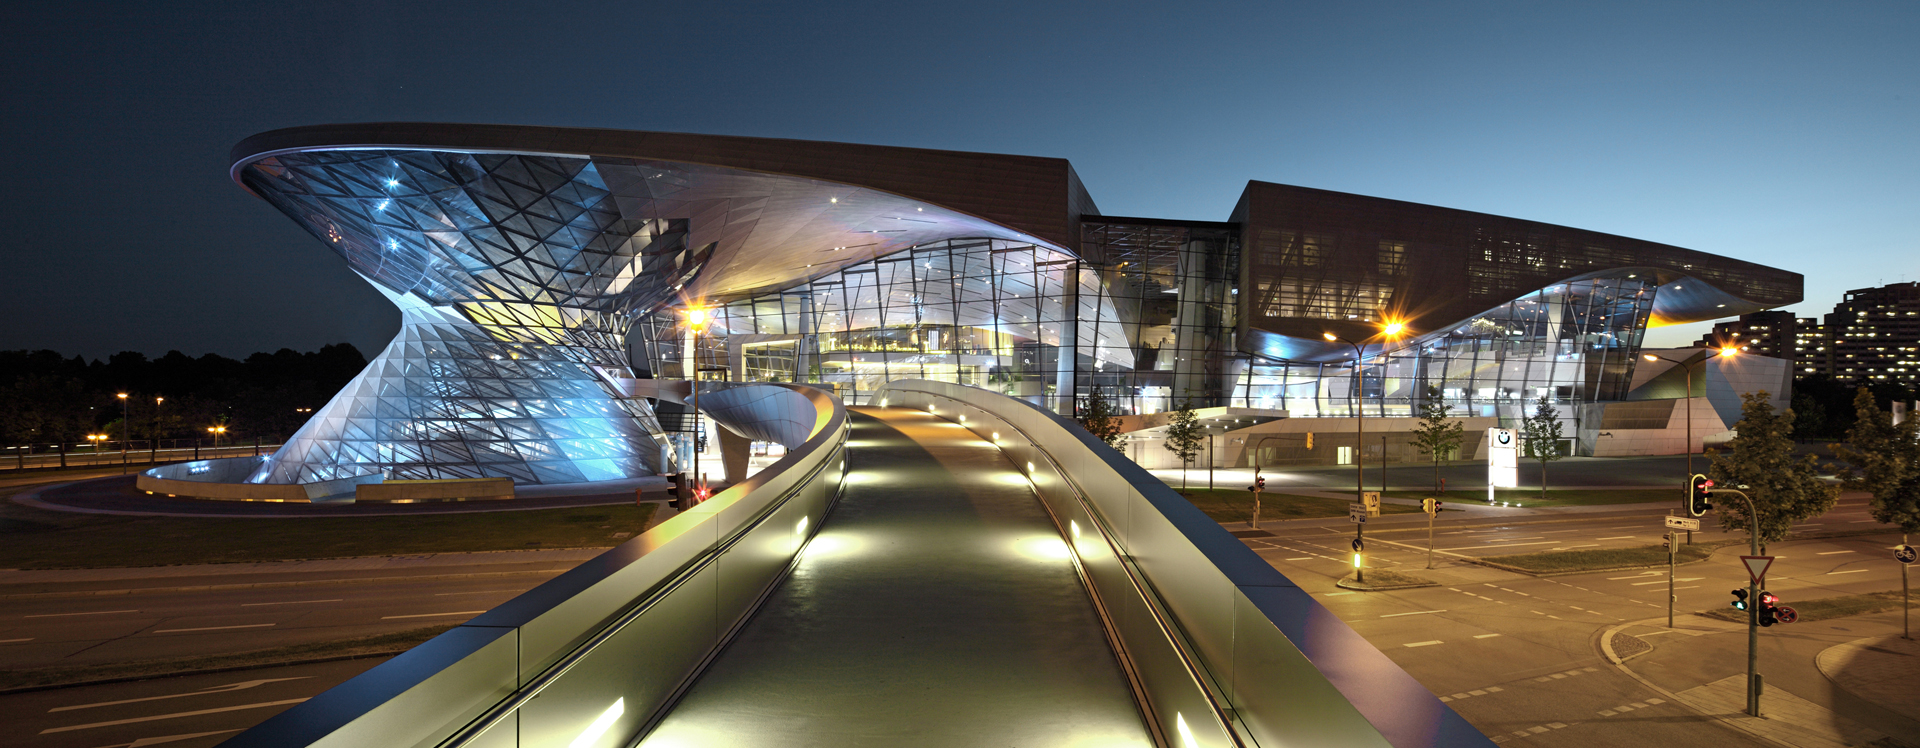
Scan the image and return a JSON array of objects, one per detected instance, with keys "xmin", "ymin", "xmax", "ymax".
[
  {"xmin": 3, "ymin": 657, "xmax": 385, "ymax": 748},
  {"xmin": 0, "ymin": 549, "xmax": 605, "ymax": 671},
  {"xmin": 1238, "ymin": 496, "xmax": 1915, "ymax": 745}
]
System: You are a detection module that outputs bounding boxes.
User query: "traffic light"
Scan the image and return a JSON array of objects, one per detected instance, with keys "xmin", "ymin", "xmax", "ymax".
[
  {"xmin": 1729, "ymin": 588, "xmax": 1749, "ymax": 611},
  {"xmin": 1688, "ymin": 474, "xmax": 1714, "ymax": 517},
  {"xmin": 668, "ymin": 472, "xmax": 692, "ymax": 511},
  {"xmin": 1304, "ymin": 432, "xmax": 1314, "ymax": 450},
  {"xmin": 1422, "ymin": 498, "xmax": 1444, "ymax": 516},
  {"xmin": 1256, "ymin": 476, "xmax": 1266, "ymax": 492},
  {"xmin": 1757, "ymin": 590, "xmax": 1779, "ymax": 627}
]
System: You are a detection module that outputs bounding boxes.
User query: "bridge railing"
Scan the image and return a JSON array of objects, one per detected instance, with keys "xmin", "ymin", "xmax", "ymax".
[
  {"xmin": 222, "ymin": 384, "xmax": 847, "ymax": 748},
  {"xmin": 874, "ymin": 380, "xmax": 1492, "ymax": 748}
]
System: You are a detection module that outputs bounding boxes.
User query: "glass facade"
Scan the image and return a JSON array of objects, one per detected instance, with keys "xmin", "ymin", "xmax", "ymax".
[
  {"xmin": 237, "ymin": 149, "xmax": 687, "ymax": 484},
  {"xmin": 1238, "ymin": 273, "xmax": 1658, "ymax": 420}
]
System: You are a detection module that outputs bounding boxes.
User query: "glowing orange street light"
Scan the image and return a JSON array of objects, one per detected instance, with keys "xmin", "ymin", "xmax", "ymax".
[{"xmin": 207, "ymin": 425, "xmax": 227, "ymax": 451}]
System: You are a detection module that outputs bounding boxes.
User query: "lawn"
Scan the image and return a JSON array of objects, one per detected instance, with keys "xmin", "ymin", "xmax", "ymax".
[
  {"xmin": 1697, "ymin": 590, "xmax": 1917, "ymax": 624},
  {"xmin": 1482, "ymin": 539, "xmax": 1740, "ymax": 574},
  {"xmin": 1383, "ymin": 488, "xmax": 1678, "ymax": 508},
  {"xmin": 1174, "ymin": 488, "xmax": 1424, "ymax": 523},
  {"xmin": 0, "ymin": 485, "xmax": 655, "ymax": 569}
]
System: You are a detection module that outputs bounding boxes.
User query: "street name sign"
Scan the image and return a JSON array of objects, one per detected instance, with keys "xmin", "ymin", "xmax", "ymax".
[
  {"xmin": 1348, "ymin": 503, "xmax": 1369, "ymax": 524},
  {"xmin": 1740, "ymin": 555, "xmax": 1775, "ymax": 583},
  {"xmin": 1664, "ymin": 516, "xmax": 1702, "ymax": 531}
]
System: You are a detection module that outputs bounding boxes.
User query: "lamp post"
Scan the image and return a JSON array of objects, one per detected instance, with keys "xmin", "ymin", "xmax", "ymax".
[
  {"xmin": 207, "ymin": 425, "xmax": 226, "ymax": 452},
  {"xmin": 686, "ymin": 305, "xmax": 708, "ymax": 494},
  {"xmin": 1324, "ymin": 321, "xmax": 1407, "ymax": 584},
  {"xmin": 1643, "ymin": 347, "xmax": 1739, "ymax": 499},
  {"xmin": 116, "ymin": 393, "xmax": 128, "ymax": 473},
  {"xmin": 153, "ymin": 396, "xmax": 164, "ymax": 465}
]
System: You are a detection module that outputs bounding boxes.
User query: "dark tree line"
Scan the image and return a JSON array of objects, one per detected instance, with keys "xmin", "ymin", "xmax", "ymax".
[
  {"xmin": 1789, "ymin": 374, "xmax": 1917, "ymax": 441},
  {"xmin": 0, "ymin": 344, "xmax": 366, "ymax": 446}
]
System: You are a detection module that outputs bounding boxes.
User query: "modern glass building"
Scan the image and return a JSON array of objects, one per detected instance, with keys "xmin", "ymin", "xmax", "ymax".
[{"xmin": 231, "ymin": 124, "xmax": 1800, "ymax": 484}]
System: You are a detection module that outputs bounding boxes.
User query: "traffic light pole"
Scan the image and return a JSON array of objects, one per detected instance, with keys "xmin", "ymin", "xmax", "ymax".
[
  {"xmin": 1667, "ymin": 526, "xmax": 1675, "ymax": 628},
  {"xmin": 1719, "ymin": 488, "xmax": 1763, "ymax": 717}
]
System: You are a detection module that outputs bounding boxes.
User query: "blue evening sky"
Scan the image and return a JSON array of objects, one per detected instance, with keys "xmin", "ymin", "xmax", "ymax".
[{"xmin": 1, "ymin": 1, "xmax": 1913, "ymax": 359}]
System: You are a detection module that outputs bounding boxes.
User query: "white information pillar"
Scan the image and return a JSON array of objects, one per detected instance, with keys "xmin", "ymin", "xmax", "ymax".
[{"xmin": 1487, "ymin": 428, "xmax": 1518, "ymax": 503}]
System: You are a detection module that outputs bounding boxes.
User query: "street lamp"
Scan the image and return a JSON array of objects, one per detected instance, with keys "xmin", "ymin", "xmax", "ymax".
[
  {"xmin": 116, "ymin": 393, "xmax": 128, "ymax": 473},
  {"xmin": 1323, "ymin": 320, "xmax": 1409, "ymax": 584},
  {"xmin": 207, "ymin": 425, "xmax": 226, "ymax": 452},
  {"xmin": 686, "ymin": 304, "xmax": 709, "ymax": 495},
  {"xmin": 1642, "ymin": 347, "xmax": 1739, "ymax": 479}
]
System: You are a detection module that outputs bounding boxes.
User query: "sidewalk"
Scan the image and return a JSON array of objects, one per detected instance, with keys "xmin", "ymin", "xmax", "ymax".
[{"xmin": 1605, "ymin": 612, "xmax": 1920, "ymax": 748}]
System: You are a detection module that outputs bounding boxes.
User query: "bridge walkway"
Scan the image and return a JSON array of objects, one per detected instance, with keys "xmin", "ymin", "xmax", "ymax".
[{"xmin": 640, "ymin": 406, "xmax": 1150, "ymax": 746}]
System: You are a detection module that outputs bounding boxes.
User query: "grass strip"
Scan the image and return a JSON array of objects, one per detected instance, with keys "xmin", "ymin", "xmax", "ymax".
[
  {"xmin": 0, "ymin": 624, "xmax": 457, "ymax": 692},
  {"xmin": 1696, "ymin": 590, "xmax": 1918, "ymax": 624},
  {"xmin": 0, "ymin": 484, "xmax": 654, "ymax": 569},
  {"xmin": 1175, "ymin": 488, "xmax": 1423, "ymax": 523},
  {"xmin": 1482, "ymin": 539, "xmax": 1743, "ymax": 574},
  {"xmin": 1382, "ymin": 488, "xmax": 1677, "ymax": 508}
]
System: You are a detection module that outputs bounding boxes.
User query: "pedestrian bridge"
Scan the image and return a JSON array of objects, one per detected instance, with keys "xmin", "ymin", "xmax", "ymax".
[{"xmin": 224, "ymin": 381, "xmax": 1490, "ymax": 748}]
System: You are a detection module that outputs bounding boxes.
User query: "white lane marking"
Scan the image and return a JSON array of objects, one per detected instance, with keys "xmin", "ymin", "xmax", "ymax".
[
  {"xmin": 1609, "ymin": 572, "xmax": 1663, "ymax": 580},
  {"xmin": 1816, "ymin": 550, "xmax": 1855, "ymax": 555},
  {"xmin": 434, "ymin": 589, "xmax": 527, "ymax": 596},
  {"xmin": 1474, "ymin": 633, "xmax": 1502, "ymax": 639},
  {"xmin": 38, "ymin": 699, "xmax": 309, "ymax": 734},
  {"xmin": 1404, "ymin": 640, "xmax": 1444, "ymax": 647},
  {"xmin": 1322, "ymin": 592, "xmax": 1356, "ymax": 597},
  {"xmin": 1284, "ymin": 557, "xmax": 1313, "ymax": 561},
  {"xmin": 152, "ymin": 623, "xmax": 276, "ymax": 634},
  {"xmin": 1596, "ymin": 536, "xmax": 1636, "ymax": 540},
  {"xmin": 1381, "ymin": 610, "xmax": 1447, "ymax": 618},
  {"xmin": 241, "ymin": 599, "xmax": 342, "ymax": 607},
  {"xmin": 50, "ymin": 678, "xmax": 309, "ymax": 712},
  {"xmin": 1827, "ymin": 569, "xmax": 1869, "ymax": 575},
  {"xmin": 24, "ymin": 609, "xmax": 139, "ymax": 618},
  {"xmin": 1630, "ymin": 580, "xmax": 1669, "ymax": 586},
  {"xmin": 1640, "ymin": 630, "xmax": 1672, "ymax": 636},
  {"xmin": 1674, "ymin": 586, "xmax": 1700, "ymax": 590},
  {"xmin": 0, "ymin": 637, "xmax": 33, "ymax": 643},
  {"xmin": 380, "ymin": 610, "xmax": 487, "ymax": 620}
]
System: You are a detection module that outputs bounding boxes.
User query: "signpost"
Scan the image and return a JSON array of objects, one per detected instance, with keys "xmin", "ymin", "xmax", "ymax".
[
  {"xmin": 1665, "ymin": 516, "xmax": 1702, "ymax": 531},
  {"xmin": 1348, "ymin": 503, "xmax": 1369, "ymax": 524},
  {"xmin": 1423, "ymin": 497, "xmax": 1444, "ymax": 569},
  {"xmin": 1898, "ymin": 540, "xmax": 1914, "ymax": 639},
  {"xmin": 1741, "ymin": 555, "xmax": 1776, "ymax": 584},
  {"xmin": 1487, "ymin": 428, "xmax": 1518, "ymax": 503}
]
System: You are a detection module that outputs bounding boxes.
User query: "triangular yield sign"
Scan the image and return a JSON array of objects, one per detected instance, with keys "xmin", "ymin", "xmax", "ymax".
[{"xmin": 1740, "ymin": 555, "xmax": 1774, "ymax": 583}]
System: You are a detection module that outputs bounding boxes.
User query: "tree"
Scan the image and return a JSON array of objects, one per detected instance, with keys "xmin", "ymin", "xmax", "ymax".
[
  {"xmin": 1076, "ymin": 387, "xmax": 1126, "ymax": 451},
  {"xmin": 1790, "ymin": 393, "xmax": 1826, "ymax": 442},
  {"xmin": 1831, "ymin": 387, "xmax": 1920, "ymax": 533},
  {"xmin": 1707, "ymin": 391, "xmax": 1839, "ymax": 551},
  {"xmin": 1162, "ymin": 399, "xmax": 1203, "ymax": 490},
  {"xmin": 1409, "ymin": 386, "xmax": 1465, "ymax": 493},
  {"xmin": 1521, "ymin": 395, "xmax": 1564, "ymax": 500}
]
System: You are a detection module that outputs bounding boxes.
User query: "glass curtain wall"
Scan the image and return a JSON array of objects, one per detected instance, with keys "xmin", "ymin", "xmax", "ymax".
[
  {"xmin": 1238, "ymin": 275, "xmax": 1656, "ymax": 420},
  {"xmin": 1078, "ymin": 221, "xmax": 1240, "ymax": 415},
  {"xmin": 633, "ymin": 239, "xmax": 1131, "ymax": 413}
]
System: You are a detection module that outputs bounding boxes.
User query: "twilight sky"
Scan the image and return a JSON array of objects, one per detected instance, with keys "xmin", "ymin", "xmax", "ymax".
[{"xmin": 2, "ymin": 1, "xmax": 1914, "ymax": 361}]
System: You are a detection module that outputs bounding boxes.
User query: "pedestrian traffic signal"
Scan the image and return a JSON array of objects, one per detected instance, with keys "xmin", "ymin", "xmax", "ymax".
[
  {"xmin": 1688, "ymin": 474, "xmax": 1714, "ymax": 517},
  {"xmin": 1256, "ymin": 476, "xmax": 1266, "ymax": 492},
  {"xmin": 1757, "ymin": 590, "xmax": 1779, "ymax": 627},
  {"xmin": 1729, "ymin": 588, "xmax": 1749, "ymax": 611}
]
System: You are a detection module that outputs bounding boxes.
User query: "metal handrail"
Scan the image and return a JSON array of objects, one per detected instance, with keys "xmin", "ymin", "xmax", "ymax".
[
  {"xmin": 437, "ymin": 429, "xmax": 847, "ymax": 748},
  {"xmin": 890, "ymin": 386, "xmax": 1243, "ymax": 747}
]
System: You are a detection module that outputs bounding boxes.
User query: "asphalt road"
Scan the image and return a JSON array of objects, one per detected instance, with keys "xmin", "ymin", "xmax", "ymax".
[
  {"xmin": 3, "ymin": 657, "xmax": 386, "ymax": 748},
  {"xmin": 1240, "ymin": 499, "xmax": 1915, "ymax": 746}
]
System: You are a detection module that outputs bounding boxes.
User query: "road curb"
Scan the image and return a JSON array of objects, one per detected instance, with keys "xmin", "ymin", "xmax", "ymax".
[
  {"xmin": 1599, "ymin": 617, "xmax": 1797, "ymax": 748},
  {"xmin": 0, "ymin": 567, "xmax": 571, "ymax": 600}
]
